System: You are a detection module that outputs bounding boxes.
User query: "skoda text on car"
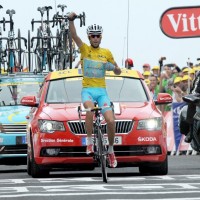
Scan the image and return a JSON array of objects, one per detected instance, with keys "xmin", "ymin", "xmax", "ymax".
[
  {"xmin": 21, "ymin": 68, "xmax": 172, "ymax": 177},
  {"xmin": 0, "ymin": 72, "xmax": 45, "ymax": 163}
]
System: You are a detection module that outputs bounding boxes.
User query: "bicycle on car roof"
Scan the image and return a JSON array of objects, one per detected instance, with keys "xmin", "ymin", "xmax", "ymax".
[
  {"xmin": 30, "ymin": 6, "xmax": 57, "ymax": 72},
  {"xmin": 0, "ymin": 5, "xmax": 6, "ymax": 74},
  {"xmin": 0, "ymin": 8, "xmax": 27, "ymax": 74},
  {"xmin": 52, "ymin": 5, "xmax": 85, "ymax": 70}
]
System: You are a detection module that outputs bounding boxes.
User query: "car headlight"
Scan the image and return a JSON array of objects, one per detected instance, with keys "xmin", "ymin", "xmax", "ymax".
[
  {"xmin": 137, "ymin": 117, "xmax": 162, "ymax": 130},
  {"xmin": 38, "ymin": 120, "xmax": 65, "ymax": 133}
]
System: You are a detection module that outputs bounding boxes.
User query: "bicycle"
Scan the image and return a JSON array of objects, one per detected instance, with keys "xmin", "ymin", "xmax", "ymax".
[
  {"xmin": 78, "ymin": 103, "xmax": 114, "ymax": 183},
  {"xmin": 0, "ymin": 5, "xmax": 7, "ymax": 74},
  {"xmin": 52, "ymin": 7, "xmax": 85, "ymax": 70},
  {"xmin": 31, "ymin": 6, "xmax": 57, "ymax": 72},
  {"xmin": 0, "ymin": 9, "xmax": 27, "ymax": 73}
]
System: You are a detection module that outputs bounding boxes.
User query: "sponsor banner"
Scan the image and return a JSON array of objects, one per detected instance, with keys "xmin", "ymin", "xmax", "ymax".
[
  {"xmin": 172, "ymin": 102, "xmax": 187, "ymax": 151},
  {"xmin": 163, "ymin": 111, "xmax": 175, "ymax": 152},
  {"xmin": 160, "ymin": 6, "xmax": 200, "ymax": 38},
  {"xmin": 178, "ymin": 135, "xmax": 190, "ymax": 152}
]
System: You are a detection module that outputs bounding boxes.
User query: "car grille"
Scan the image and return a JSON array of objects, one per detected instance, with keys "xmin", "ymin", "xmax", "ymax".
[
  {"xmin": 68, "ymin": 120, "xmax": 134, "ymax": 134},
  {"xmin": 0, "ymin": 145, "xmax": 27, "ymax": 155},
  {"xmin": 0, "ymin": 124, "xmax": 27, "ymax": 134}
]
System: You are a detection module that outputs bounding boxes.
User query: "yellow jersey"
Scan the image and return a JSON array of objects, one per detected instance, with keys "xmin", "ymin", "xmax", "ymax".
[{"xmin": 79, "ymin": 43, "xmax": 115, "ymax": 88}]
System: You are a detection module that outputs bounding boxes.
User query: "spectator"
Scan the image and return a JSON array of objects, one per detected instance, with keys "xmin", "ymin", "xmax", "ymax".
[
  {"xmin": 149, "ymin": 75, "xmax": 159, "ymax": 99},
  {"xmin": 182, "ymin": 67, "xmax": 190, "ymax": 76},
  {"xmin": 142, "ymin": 71, "xmax": 151, "ymax": 79},
  {"xmin": 170, "ymin": 77, "xmax": 184, "ymax": 102},
  {"xmin": 142, "ymin": 63, "xmax": 151, "ymax": 73},
  {"xmin": 159, "ymin": 65, "xmax": 176, "ymax": 112},
  {"xmin": 189, "ymin": 68, "xmax": 195, "ymax": 81},
  {"xmin": 151, "ymin": 65, "xmax": 160, "ymax": 76},
  {"xmin": 159, "ymin": 65, "xmax": 175, "ymax": 95},
  {"xmin": 182, "ymin": 75, "xmax": 192, "ymax": 94},
  {"xmin": 172, "ymin": 65, "xmax": 181, "ymax": 77},
  {"xmin": 144, "ymin": 78, "xmax": 150, "ymax": 86}
]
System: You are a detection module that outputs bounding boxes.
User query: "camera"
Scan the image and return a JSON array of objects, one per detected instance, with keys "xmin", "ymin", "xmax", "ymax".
[{"xmin": 161, "ymin": 57, "xmax": 166, "ymax": 61}]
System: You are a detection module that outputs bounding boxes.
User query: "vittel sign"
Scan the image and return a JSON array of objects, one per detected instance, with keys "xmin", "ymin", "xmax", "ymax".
[{"xmin": 160, "ymin": 6, "xmax": 200, "ymax": 38}]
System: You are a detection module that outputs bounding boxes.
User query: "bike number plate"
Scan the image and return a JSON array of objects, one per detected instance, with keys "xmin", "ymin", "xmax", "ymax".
[
  {"xmin": 82, "ymin": 136, "xmax": 122, "ymax": 145},
  {"xmin": 104, "ymin": 136, "xmax": 122, "ymax": 145}
]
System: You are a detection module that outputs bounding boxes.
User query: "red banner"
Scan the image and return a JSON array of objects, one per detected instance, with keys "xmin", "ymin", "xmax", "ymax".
[{"xmin": 160, "ymin": 6, "xmax": 200, "ymax": 38}]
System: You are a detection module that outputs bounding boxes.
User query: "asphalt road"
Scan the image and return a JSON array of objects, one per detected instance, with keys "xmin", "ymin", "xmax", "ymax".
[{"xmin": 0, "ymin": 155, "xmax": 200, "ymax": 200}]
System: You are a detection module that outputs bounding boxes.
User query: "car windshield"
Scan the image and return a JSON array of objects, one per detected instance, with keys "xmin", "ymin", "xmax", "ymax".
[
  {"xmin": 46, "ymin": 77, "xmax": 148, "ymax": 103},
  {"xmin": 0, "ymin": 76, "xmax": 43, "ymax": 106}
]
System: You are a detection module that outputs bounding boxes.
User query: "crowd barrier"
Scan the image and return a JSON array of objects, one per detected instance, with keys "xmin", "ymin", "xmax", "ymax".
[{"xmin": 164, "ymin": 102, "xmax": 199, "ymax": 156}]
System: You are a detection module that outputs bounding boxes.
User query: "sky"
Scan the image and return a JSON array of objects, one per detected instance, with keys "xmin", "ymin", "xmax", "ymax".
[{"xmin": 1, "ymin": 0, "xmax": 200, "ymax": 72}]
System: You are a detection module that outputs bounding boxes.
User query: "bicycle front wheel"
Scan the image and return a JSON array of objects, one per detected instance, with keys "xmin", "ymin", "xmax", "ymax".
[{"xmin": 97, "ymin": 128, "xmax": 108, "ymax": 183}]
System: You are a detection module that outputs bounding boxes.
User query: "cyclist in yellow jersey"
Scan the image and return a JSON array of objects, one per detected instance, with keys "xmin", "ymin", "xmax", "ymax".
[{"xmin": 68, "ymin": 12, "xmax": 121, "ymax": 168}]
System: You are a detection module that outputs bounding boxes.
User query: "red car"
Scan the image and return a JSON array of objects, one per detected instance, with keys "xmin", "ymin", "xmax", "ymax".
[{"xmin": 21, "ymin": 68, "xmax": 172, "ymax": 177}]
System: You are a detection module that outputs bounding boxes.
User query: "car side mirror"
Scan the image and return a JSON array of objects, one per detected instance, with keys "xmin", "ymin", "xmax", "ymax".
[
  {"xmin": 20, "ymin": 96, "xmax": 39, "ymax": 107},
  {"xmin": 155, "ymin": 93, "xmax": 173, "ymax": 105}
]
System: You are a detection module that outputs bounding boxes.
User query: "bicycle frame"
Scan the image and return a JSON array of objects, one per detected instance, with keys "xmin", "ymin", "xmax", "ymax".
[
  {"xmin": 78, "ymin": 104, "xmax": 113, "ymax": 183},
  {"xmin": 31, "ymin": 6, "xmax": 56, "ymax": 72},
  {"xmin": 0, "ymin": 9, "xmax": 27, "ymax": 73},
  {"xmin": 0, "ymin": 7, "xmax": 6, "ymax": 74},
  {"xmin": 53, "ymin": 7, "xmax": 85, "ymax": 70}
]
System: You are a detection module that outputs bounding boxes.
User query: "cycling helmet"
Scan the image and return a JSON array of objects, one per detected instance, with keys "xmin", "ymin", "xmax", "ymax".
[
  {"xmin": 125, "ymin": 58, "xmax": 133, "ymax": 67},
  {"xmin": 87, "ymin": 24, "xmax": 103, "ymax": 35}
]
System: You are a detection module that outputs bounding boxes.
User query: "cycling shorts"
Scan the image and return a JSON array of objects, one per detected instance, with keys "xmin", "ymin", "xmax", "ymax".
[{"xmin": 81, "ymin": 87, "xmax": 112, "ymax": 114}]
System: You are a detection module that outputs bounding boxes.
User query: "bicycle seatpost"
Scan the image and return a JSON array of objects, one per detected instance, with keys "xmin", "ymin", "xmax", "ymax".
[
  {"xmin": 37, "ymin": 7, "xmax": 46, "ymax": 31},
  {"xmin": 44, "ymin": 6, "xmax": 52, "ymax": 26}
]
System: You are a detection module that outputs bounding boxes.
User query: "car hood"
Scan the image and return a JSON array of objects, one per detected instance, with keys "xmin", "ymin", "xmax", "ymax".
[
  {"xmin": 0, "ymin": 106, "xmax": 30, "ymax": 124},
  {"xmin": 41, "ymin": 102, "xmax": 158, "ymax": 121}
]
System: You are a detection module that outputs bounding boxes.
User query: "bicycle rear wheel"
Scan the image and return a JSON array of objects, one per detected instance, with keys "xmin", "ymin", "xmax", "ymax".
[{"xmin": 97, "ymin": 128, "xmax": 108, "ymax": 183}]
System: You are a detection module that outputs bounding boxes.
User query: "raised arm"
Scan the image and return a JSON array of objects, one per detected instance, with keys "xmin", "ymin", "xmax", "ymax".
[
  {"xmin": 68, "ymin": 12, "xmax": 83, "ymax": 48},
  {"xmin": 113, "ymin": 61, "xmax": 121, "ymax": 75}
]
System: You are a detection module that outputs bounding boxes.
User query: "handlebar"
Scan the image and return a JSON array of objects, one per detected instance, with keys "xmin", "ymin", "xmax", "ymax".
[
  {"xmin": 31, "ymin": 35, "xmax": 58, "ymax": 48},
  {"xmin": 32, "ymin": 6, "xmax": 53, "ymax": 32},
  {"xmin": 78, "ymin": 103, "xmax": 114, "ymax": 123},
  {"xmin": 78, "ymin": 103, "xmax": 114, "ymax": 113},
  {"xmin": 31, "ymin": 19, "xmax": 55, "ymax": 32},
  {"xmin": 52, "ymin": 12, "xmax": 86, "ymax": 28},
  {"xmin": 0, "ymin": 36, "xmax": 27, "ymax": 49}
]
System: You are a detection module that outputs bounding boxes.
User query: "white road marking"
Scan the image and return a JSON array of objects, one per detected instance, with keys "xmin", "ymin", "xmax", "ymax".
[{"xmin": 0, "ymin": 175, "xmax": 200, "ymax": 198}]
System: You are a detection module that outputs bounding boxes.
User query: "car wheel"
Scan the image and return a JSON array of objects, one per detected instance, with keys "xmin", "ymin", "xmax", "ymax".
[
  {"xmin": 30, "ymin": 134, "xmax": 49, "ymax": 178},
  {"xmin": 27, "ymin": 153, "xmax": 32, "ymax": 176},
  {"xmin": 31, "ymin": 156, "xmax": 49, "ymax": 178},
  {"xmin": 139, "ymin": 156, "xmax": 168, "ymax": 175}
]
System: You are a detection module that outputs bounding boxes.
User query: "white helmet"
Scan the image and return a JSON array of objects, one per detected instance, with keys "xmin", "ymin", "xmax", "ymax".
[{"xmin": 87, "ymin": 24, "xmax": 103, "ymax": 35}]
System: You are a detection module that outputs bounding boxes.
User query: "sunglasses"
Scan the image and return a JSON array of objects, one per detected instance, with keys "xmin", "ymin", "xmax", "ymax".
[{"xmin": 90, "ymin": 35, "xmax": 101, "ymax": 38}]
